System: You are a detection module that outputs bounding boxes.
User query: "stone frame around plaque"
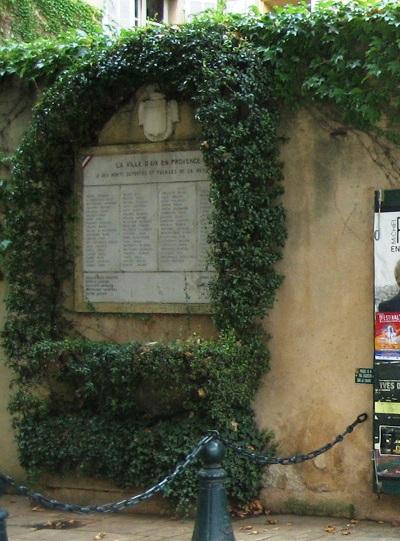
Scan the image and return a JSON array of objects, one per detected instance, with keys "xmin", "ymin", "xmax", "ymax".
[{"xmin": 74, "ymin": 140, "xmax": 213, "ymax": 314}]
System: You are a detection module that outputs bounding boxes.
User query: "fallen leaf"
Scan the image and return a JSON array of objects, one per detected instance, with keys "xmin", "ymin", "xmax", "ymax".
[
  {"xmin": 236, "ymin": 512, "xmax": 247, "ymax": 518},
  {"xmin": 266, "ymin": 519, "xmax": 278, "ymax": 525},
  {"xmin": 341, "ymin": 529, "xmax": 351, "ymax": 535},
  {"xmin": 233, "ymin": 499, "xmax": 266, "ymax": 518},
  {"xmin": 325, "ymin": 525, "xmax": 337, "ymax": 533},
  {"xmin": 94, "ymin": 533, "xmax": 106, "ymax": 540},
  {"xmin": 240, "ymin": 525, "xmax": 254, "ymax": 531},
  {"xmin": 33, "ymin": 520, "xmax": 82, "ymax": 530},
  {"xmin": 250, "ymin": 500, "xmax": 264, "ymax": 513}
]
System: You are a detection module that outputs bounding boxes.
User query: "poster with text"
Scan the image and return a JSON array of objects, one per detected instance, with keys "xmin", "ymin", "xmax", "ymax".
[
  {"xmin": 374, "ymin": 211, "xmax": 400, "ymax": 360},
  {"xmin": 375, "ymin": 313, "xmax": 400, "ymax": 360}
]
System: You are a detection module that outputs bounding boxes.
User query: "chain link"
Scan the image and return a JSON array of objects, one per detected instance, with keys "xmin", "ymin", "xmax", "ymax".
[
  {"xmin": 0, "ymin": 432, "xmax": 215, "ymax": 514},
  {"xmin": 0, "ymin": 414, "xmax": 368, "ymax": 513},
  {"xmin": 222, "ymin": 413, "xmax": 368, "ymax": 465}
]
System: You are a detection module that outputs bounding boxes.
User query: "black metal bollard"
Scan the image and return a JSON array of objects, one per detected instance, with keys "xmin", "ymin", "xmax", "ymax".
[
  {"xmin": 0, "ymin": 508, "xmax": 8, "ymax": 541},
  {"xmin": 191, "ymin": 438, "xmax": 235, "ymax": 541}
]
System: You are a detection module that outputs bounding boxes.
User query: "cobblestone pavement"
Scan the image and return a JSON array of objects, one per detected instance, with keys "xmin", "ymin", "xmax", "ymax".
[{"xmin": 1, "ymin": 495, "xmax": 400, "ymax": 541}]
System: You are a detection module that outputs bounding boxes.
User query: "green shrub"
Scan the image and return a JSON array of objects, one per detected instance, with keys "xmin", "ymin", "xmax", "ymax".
[{"xmin": 10, "ymin": 336, "xmax": 275, "ymax": 512}]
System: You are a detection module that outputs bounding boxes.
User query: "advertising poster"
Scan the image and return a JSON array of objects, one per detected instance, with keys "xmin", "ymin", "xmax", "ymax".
[
  {"xmin": 374, "ymin": 210, "xmax": 400, "ymax": 360},
  {"xmin": 375, "ymin": 313, "xmax": 400, "ymax": 360}
]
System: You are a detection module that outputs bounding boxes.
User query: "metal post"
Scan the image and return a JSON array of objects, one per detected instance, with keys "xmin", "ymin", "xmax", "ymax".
[
  {"xmin": 0, "ymin": 508, "xmax": 8, "ymax": 541},
  {"xmin": 191, "ymin": 438, "xmax": 235, "ymax": 541}
]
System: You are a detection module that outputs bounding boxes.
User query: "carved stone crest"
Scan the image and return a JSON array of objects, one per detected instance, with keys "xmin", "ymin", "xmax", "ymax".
[{"xmin": 138, "ymin": 84, "xmax": 179, "ymax": 142}]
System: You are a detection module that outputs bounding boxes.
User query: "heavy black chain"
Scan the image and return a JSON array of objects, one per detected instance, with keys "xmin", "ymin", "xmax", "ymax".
[
  {"xmin": 0, "ymin": 432, "xmax": 216, "ymax": 514},
  {"xmin": 222, "ymin": 413, "xmax": 368, "ymax": 465}
]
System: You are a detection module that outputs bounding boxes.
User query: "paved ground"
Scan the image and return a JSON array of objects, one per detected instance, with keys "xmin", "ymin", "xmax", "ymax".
[{"xmin": 1, "ymin": 495, "xmax": 400, "ymax": 541}]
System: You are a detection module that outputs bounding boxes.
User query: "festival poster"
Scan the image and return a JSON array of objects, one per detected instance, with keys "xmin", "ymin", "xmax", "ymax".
[
  {"xmin": 374, "ymin": 210, "xmax": 400, "ymax": 360},
  {"xmin": 375, "ymin": 313, "xmax": 400, "ymax": 360}
]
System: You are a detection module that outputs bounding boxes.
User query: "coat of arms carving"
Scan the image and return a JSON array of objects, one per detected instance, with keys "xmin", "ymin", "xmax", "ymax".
[{"xmin": 138, "ymin": 85, "xmax": 179, "ymax": 142}]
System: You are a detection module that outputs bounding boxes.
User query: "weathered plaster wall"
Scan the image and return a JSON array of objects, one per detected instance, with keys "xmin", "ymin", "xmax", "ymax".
[
  {"xmin": 0, "ymin": 79, "xmax": 400, "ymax": 519},
  {"xmin": 256, "ymin": 107, "xmax": 400, "ymax": 520}
]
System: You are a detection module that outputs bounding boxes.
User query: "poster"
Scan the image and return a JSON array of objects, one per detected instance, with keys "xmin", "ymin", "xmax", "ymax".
[
  {"xmin": 375, "ymin": 313, "xmax": 400, "ymax": 360},
  {"xmin": 374, "ymin": 210, "xmax": 400, "ymax": 360}
]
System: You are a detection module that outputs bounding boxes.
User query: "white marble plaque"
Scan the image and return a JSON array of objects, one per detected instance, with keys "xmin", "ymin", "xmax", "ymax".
[{"xmin": 81, "ymin": 149, "xmax": 213, "ymax": 307}]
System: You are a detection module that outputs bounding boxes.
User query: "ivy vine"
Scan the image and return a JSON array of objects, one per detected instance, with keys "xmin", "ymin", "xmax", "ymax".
[
  {"xmin": 0, "ymin": 0, "xmax": 101, "ymax": 41},
  {"xmin": 2, "ymin": 0, "xmax": 400, "ymax": 513}
]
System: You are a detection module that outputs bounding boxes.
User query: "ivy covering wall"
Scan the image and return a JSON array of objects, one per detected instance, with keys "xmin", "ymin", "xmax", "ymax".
[
  {"xmin": 1, "ymin": 0, "xmax": 400, "ymax": 513},
  {"xmin": 0, "ymin": 0, "xmax": 101, "ymax": 41}
]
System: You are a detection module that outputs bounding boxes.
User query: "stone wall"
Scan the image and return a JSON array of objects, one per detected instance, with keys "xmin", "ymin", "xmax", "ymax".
[{"xmin": 0, "ymin": 79, "xmax": 399, "ymax": 519}]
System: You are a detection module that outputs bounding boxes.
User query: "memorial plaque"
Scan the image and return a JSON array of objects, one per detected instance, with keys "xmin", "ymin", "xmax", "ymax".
[{"xmin": 78, "ymin": 148, "xmax": 213, "ymax": 312}]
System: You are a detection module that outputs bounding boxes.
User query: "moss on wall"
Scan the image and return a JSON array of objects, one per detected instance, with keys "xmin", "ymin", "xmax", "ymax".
[{"xmin": 284, "ymin": 498, "xmax": 355, "ymax": 519}]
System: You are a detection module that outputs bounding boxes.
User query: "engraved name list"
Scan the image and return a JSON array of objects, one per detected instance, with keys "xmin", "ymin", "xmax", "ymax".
[{"xmin": 80, "ymin": 149, "xmax": 213, "ymax": 309}]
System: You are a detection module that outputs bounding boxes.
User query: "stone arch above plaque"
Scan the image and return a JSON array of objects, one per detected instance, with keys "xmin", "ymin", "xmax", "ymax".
[
  {"xmin": 75, "ymin": 129, "xmax": 213, "ymax": 313},
  {"xmin": 97, "ymin": 85, "xmax": 201, "ymax": 146}
]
